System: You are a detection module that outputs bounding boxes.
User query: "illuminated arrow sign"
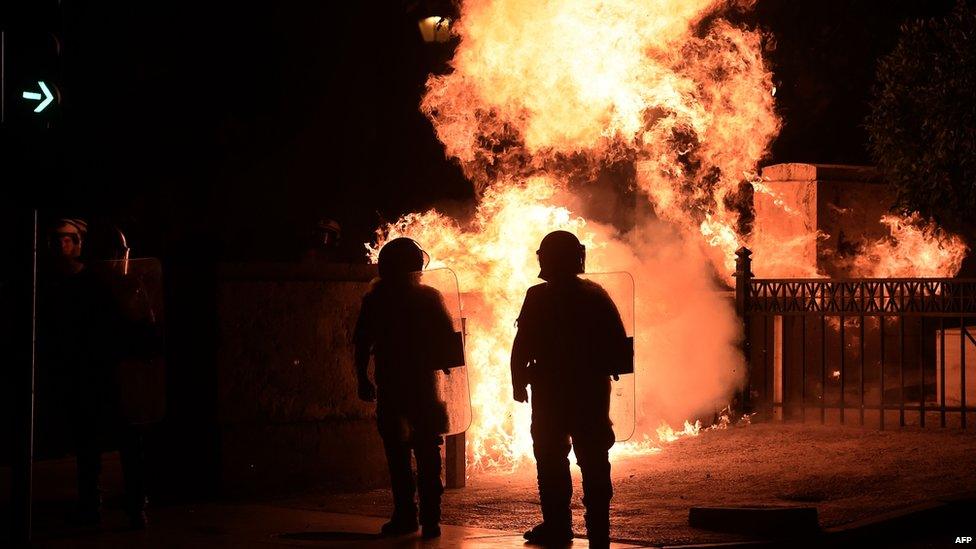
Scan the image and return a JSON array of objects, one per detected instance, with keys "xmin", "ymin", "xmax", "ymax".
[{"xmin": 22, "ymin": 81, "xmax": 54, "ymax": 113}]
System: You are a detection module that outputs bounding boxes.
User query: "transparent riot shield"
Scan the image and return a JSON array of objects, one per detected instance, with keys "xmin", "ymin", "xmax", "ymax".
[
  {"xmin": 418, "ymin": 267, "xmax": 471, "ymax": 435},
  {"xmin": 581, "ymin": 271, "xmax": 635, "ymax": 442},
  {"xmin": 89, "ymin": 257, "xmax": 167, "ymax": 425}
]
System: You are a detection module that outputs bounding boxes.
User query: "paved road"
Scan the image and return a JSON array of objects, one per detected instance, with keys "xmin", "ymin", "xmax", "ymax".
[{"xmin": 26, "ymin": 503, "xmax": 649, "ymax": 548}]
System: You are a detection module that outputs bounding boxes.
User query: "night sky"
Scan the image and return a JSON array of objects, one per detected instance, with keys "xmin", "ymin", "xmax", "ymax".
[{"xmin": 3, "ymin": 0, "xmax": 959, "ymax": 262}]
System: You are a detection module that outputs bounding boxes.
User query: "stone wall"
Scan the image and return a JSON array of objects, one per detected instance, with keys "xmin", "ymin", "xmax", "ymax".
[
  {"xmin": 215, "ymin": 263, "xmax": 386, "ymax": 495},
  {"xmin": 753, "ymin": 163, "xmax": 897, "ymax": 277}
]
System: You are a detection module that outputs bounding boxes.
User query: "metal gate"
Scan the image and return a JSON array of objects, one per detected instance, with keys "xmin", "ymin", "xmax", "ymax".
[{"xmin": 736, "ymin": 248, "xmax": 976, "ymax": 429}]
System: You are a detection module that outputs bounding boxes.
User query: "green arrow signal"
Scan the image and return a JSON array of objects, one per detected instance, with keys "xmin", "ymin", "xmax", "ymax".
[{"xmin": 22, "ymin": 81, "xmax": 54, "ymax": 113}]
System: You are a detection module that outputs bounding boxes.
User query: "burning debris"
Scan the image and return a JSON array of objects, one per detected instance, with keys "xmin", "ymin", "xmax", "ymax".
[{"xmin": 850, "ymin": 214, "xmax": 967, "ymax": 278}]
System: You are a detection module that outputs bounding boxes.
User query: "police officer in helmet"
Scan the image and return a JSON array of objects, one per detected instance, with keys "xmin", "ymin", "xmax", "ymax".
[
  {"xmin": 511, "ymin": 231, "xmax": 629, "ymax": 548},
  {"xmin": 39, "ymin": 218, "xmax": 150, "ymax": 528},
  {"xmin": 353, "ymin": 237, "xmax": 456, "ymax": 539}
]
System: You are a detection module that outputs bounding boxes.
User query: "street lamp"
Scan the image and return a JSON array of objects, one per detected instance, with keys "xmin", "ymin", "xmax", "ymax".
[{"xmin": 418, "ymin": 16, "xmax": 452, "ymax": 43}]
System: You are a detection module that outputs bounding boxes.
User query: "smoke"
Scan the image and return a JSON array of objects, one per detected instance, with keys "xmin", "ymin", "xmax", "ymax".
[{"xmin": 570, "ymin": 213, "xmax": 744, "ymax": 431}]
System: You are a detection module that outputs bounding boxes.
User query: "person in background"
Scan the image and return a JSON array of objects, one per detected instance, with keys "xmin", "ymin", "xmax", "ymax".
[
  {"xmin": 38, "ymin": 218, "xmax": 149, "ymax": 529},
  {"xmin": 352, "ymin": 237, "xmax": 456, "ymax": 539},
  {"xmin": 511, "ymin": 231, "xmax": 630, "ymax": 549},
  {"xmin": 301, "ymin": 217, "xmax": 342, "ymax": 263}
]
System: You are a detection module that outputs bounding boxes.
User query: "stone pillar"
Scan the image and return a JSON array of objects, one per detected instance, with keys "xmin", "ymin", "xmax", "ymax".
[{"xmin": 753, "ymin": 163, "xmax": 897, "ymax": 277}]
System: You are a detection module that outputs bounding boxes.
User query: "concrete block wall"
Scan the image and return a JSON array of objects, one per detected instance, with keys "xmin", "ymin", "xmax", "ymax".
[{"xmin": 215, "ymin": 263, "xmax": 386, "ymax": 496}]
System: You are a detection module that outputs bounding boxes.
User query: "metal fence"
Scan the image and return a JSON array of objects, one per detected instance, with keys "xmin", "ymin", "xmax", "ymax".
[{"xmin": 735, "ymin": 248, "xmax": 976, "ymax": 429}]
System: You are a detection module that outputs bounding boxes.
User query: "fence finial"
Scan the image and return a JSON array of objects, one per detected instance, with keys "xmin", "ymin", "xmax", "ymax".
[
  {"xmin": 734, "ymin": 246, "xmax": 754, "ymax": 417},
  {"xmin": 735, "ymin": 247, "xmax": 753, "ymax": 317}
]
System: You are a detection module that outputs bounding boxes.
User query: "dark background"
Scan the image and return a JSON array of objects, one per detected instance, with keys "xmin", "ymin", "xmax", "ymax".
[{"xmin": 0, "ymin": 0, "xmax": 961, "ymax": 501}]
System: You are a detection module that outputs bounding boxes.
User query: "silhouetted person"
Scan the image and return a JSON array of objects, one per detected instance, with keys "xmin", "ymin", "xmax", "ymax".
[
  {"xmin": 353, "ymin": 237, "xmax": 456, "ymax": 539},
  {"xmin": 38, "ymin": 218, "xmax": 149, "ymax": 529},
  {"xmin": 301, "ymin": 217, "xmax": 342, "ymax": 263},
  {"xmin": 511, "ymin": 231, "xmax": 629, "ymax": 548}
]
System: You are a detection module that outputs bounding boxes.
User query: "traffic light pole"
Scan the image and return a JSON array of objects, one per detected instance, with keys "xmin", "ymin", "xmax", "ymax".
[
  {"xmin": 11, "ymin": 210, "xmax": 38, "ymax": 545},
  {"xmin": 5, "ymin": 4, "xmax": 63, "ymax": 542}
]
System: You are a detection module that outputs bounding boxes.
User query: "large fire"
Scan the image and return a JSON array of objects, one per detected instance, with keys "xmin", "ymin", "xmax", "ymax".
[{"xmin": 367, "ymin": 0, "xmax": 967, "ymax": 471}]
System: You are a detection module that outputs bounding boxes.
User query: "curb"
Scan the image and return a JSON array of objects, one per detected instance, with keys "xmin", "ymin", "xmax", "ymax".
[{"xmin": 660, "ymin": 492, "xmax": 976, "ymax": 548}]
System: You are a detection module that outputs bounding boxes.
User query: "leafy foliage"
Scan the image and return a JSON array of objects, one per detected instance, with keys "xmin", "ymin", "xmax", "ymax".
[{"xmin": 865, "ymin": 2, "xmax": 976, "ymax": 237}]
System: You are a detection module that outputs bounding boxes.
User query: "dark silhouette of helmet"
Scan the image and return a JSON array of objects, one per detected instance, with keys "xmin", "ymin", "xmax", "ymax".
[
  {"xmin": 378, "ymin": 237, "xmax": 429, "ymax": 278},
  {"xmin": 84, "ymin": 221, "xmax": 131, "ymax": 262},
  {"xmin": 314, "ymin": 217, "xmax": 341, "ymax": 244},
  {"xmin": 537, "ymin": 231, "xmax": 585, "ymax": 281}
]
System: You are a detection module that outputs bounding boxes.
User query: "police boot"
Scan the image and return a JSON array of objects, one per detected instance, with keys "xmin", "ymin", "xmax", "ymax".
[
  {"xmin": 69, "ymin": 502, "xmax": 101, "ymax": 528},
  {"xmin": 586, "ymin": 532, "xmax": 610, "ymax": 549},
  {"xmin": 523, "ymin": 522, "xmax": 574, "ymax": 546},
  {"xmin": 74, "ymin": 441, "xmax": 103, "ymax": 527},
  {"xmin": 583, "ymin": 509, "xmax": 610, "ymax": 549},
  {"xmin": 70, "ymin": 488, "xmax": 102, "ymax": 527},
  {"xmin": 380, "ymin": 505, "xmax": 418, "ymax": 536},
  {"xmin": 421, "ymin": 524, "xmax": 441, "ymax": 539},
  {"xmin": 415, "ymin": 436, "xmax": 444, "ymax": 539},
  {"xmin": 380, "ymin": 519, "xmax": 418, "ymax": 536},
  {"xmin": 126, "ymin": 496, "xmax": 149, "ymax": 530}
]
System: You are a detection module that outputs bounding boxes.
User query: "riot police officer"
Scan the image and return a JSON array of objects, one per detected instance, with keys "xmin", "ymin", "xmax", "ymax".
[
  {"xmin": 39, "ymin": 218, "xmax": 149, "ymax": 528},
  {"xmin": 301, "ymin": 217, "xmax": 342, "ymax": 263},
  {"xmin": 353, "ymin": 237, "xmax": 456, "ymax": 539},
  {"xmin": 511, "ymin": 231, "xmax": 630, "ymax": 548}
]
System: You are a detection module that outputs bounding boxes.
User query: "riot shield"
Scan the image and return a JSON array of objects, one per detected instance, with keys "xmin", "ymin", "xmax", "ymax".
[
  {"xmin": 582, "ymin": 271, "xmax": 635, "ymax": 442},
  {"xmin": 89, "ymin": 257, "xmax": 167, "ymax": 425},
  {"xmin": 418, "ymin": 267, "xmax": 471, "ymax": 435}
]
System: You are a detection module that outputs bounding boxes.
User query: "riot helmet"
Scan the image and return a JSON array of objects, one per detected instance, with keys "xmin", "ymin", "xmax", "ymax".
[
  {"xmin": 48, "ymin": 218, "xmax": 88, "ymax": 259},
  {"xmin": 75, "ymin": 220, "xmax": 132, "ymax": 273},
  {"xmin": 315, "ymin": 217, "xmax": 341, "ymax": 247},
  {"xmin": 95, "ymin": 224, "xmax": 131, "ymax": 274},
  {"xmin": 377, "ymin": 237, "xmax": 429, "ymax": 279},
  {"xmin": 537, "ymin": 230, "xmax": 585, "ymax": 281}
]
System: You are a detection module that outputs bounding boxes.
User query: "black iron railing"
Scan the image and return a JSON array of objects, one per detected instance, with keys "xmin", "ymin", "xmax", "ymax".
[{"xmin": 735, "ymin": 248, "xmax": 976, "ymax": 429}]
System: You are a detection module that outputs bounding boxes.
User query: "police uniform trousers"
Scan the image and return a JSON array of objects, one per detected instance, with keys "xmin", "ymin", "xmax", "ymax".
[
  {"xmin": 530, "ymin": 379, "xmax": 614, "ymax": 541},
  {"xmin": 73, "ymin": 388, "xmax": 147, "ymax": 516},
  {"xmin": 376, "ymin": 385, "xmax": 446, "ymax": 527}
]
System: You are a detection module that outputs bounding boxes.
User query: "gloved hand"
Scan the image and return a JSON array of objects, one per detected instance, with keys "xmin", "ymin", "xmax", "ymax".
[
  {"xmin": 358, "ymin": 378, "xmax": 376, "ymax": 402},
  {"xmin": 513, "ymin": 384, "xmax": 528, "ymax": 403}
]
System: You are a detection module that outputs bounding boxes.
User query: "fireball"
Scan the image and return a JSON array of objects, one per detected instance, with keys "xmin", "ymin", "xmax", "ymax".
[{"xmin": 367, "ymin": 0, "xmax": 966, "ymax": 471}]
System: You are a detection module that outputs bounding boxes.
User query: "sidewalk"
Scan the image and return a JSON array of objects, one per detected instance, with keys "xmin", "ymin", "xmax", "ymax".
[{"xmin": 28, "ymin": 502, "xmax": 650, "ymax": 548}]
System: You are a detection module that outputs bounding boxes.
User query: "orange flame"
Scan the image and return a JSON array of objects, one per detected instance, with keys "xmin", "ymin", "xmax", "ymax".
[
  {"xmin": 371, "ymin": 0, "xmax": 780, "ymax": 469},
  {"xmin": 366, "ymin": 0, "xmax": 967, "ymax": 471},
  {"xmin": 423, "ymin": 0, "xmax": 780, "ymax": 277},
  {"xmin": 370, "ymin": 180, "xmax": 613, "ymax": 469}
]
